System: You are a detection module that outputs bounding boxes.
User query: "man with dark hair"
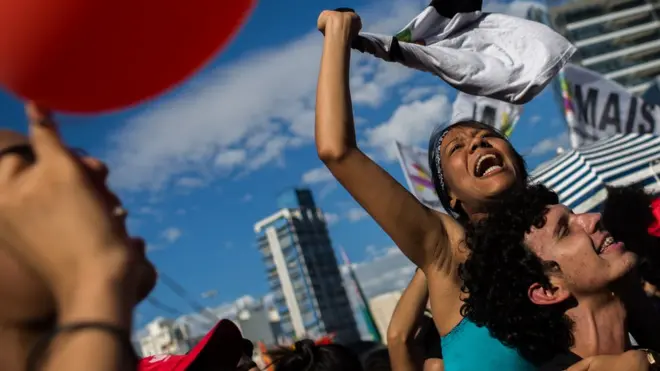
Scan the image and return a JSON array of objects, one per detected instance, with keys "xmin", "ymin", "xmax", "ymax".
[{"xmin": 459, "ymin": 184, "xmax": 660, "ymax": 370}]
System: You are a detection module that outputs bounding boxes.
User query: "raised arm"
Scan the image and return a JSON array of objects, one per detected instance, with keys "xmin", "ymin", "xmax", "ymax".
[
  {"xmin": 387, "ymin": 269, "xmax": 437, "ymax": 371},
  {"xmin": 315, "ymin": 9, "xmax": 460, "ymax": 270}
]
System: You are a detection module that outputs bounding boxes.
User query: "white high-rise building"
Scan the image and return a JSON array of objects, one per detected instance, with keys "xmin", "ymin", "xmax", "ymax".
[
  {"xmin": 139, "ymin": 317, "xmax": 191, "ymax": 357},
  {"xmin": 254, "ymin": 189, "xmax": 360, "ymax": 344},
  {"xmin": 547, "ymin": 0, "xmax": 660, "ymax": 95}
]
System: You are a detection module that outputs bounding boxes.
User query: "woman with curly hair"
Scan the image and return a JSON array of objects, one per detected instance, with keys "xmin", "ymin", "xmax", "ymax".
[
  {"xmin": 315, "ymin": 8, "xmax": 534, "ymax": 371},
  {"xmin": 460, "ymin": 184, "xmax": 660, "ymax": 370}
]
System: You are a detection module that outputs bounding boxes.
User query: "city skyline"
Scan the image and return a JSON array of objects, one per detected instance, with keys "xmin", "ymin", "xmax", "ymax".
[{"xmin": 0, "ymin": 0, "xmax": 583, "ymax": 333}]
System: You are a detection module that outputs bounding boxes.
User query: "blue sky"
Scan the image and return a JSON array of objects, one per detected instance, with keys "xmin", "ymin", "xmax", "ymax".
[{"xmin": 0, "ymin": 0, "xmax": 571, "ymax": 329}]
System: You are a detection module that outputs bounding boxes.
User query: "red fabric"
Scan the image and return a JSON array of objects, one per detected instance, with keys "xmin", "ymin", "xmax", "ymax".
[
  {"xmin": 648, "ymin": 198, "xmax": 660, "ymax": 237},
  {"xmin": 138, "ymin": 319, "xmax": 242, "ymax": 371}
]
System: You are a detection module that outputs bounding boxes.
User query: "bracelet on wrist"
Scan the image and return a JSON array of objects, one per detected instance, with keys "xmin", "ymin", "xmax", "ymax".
[{"xmin": 27, "ymin": 322, "xmax": 136, "ymax": 371}]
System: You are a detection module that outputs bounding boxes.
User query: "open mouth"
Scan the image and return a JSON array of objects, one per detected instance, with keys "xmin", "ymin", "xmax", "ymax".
[
  {"xmin": 474, "ymin": 153, "xmax": 504, "ymax": 177},
  {"xmin": 596, "ymin": 236, "xmax": 624, "ymax": 254}
]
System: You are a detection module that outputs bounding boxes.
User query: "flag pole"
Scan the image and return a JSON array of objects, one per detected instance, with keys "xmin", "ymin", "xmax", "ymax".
[{"xmin": 340, "ymin": 247, "xmax": 383, "ymax": 343}]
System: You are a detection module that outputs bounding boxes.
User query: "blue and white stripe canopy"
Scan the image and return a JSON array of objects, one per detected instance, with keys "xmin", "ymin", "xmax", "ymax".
[{"xmin": 530, "ymin": 134, "xmax": 660, "ymax": 213}]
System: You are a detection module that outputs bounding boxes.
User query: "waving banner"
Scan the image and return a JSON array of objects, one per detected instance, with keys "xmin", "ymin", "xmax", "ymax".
[
  {"xmin": 560, "ymin": 64, "xmax": 660, "ymax": 148},
  {"xmin": 451, "ymin": 92, "xmax": 523, "ymax": 137}
]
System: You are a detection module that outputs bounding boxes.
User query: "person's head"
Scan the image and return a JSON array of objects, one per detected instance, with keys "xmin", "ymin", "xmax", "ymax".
[
  {"xmin": 428, "ymin": 121, "xmax": 527, "ymax": 223},
  {"xmin": 361, "ymin": 347, "xmax": 391, "ymax": 371},
  {"xmin": 459, "ymin": 184, "xmax": 637, "ymax": 365},
  {"xmin": 269, "ymin": 339, "xmax": 363, "ymax": 371},
  {"xmin": 0, "ymin": 129, "xmax": 157, "ymax": 363}
]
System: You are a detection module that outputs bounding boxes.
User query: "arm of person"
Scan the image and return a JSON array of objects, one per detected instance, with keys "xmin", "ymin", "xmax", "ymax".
[
  {"xmin": 387, "ymin": 269, "xmax": 429, "ymax": 371},
  {"xmin": 424, "ymin": 358, "xmax": 444, "ymax": 371},
  {"xmin": 315, "ymin": 10, "xmax": 462, "ymax": 271},
  {"xmin": 566, "ymin": 351, "xmax": 651, "ymax": 371},
  {"xmin": 42, "ymin": 264, "xmax": 138, "ymax": 371}
]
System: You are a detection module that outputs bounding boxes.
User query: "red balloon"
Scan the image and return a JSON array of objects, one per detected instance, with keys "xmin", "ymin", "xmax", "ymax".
[{"xmin": 0, "ymin": 0, "xmax": 255, "ymax": 112}]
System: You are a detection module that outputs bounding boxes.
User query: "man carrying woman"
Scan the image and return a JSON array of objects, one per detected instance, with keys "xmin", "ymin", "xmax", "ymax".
[{"xmin": 460, "ymin": 183, "xmax": 660, "ymax": 370}]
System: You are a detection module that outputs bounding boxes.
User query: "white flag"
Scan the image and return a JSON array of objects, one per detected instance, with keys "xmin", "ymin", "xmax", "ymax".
[
  {"xmin": 451, "ymin": 92, "xmax": 523, "ymax": 136},
  {"xmin": 394, "ymin": 141, "xmax": 444, "ymax": 212},
  {"xmin": 560, "ymin": 64, "xmax": 660, "ymax": 147},
  {"xmin": 354, "ymin": 5, "xmax": 575, "ymax": 104}
]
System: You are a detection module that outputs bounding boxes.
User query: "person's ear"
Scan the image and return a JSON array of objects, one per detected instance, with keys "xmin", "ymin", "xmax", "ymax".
[{"xmin": 528, "ymin": 279, "xmax": 570, "ymax": 305}]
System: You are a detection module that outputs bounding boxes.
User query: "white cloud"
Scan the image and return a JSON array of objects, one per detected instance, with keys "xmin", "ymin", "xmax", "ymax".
[
  {"xmin": 346, "ymin": 207, "xmax": 368, "ymax": 222},
  {"xmin": 302, "ymin": 166, "xmax": 334, "ymax": 184},
  {"xmin": 351, "ymin": 61, "xmax": 416, "ymax": 106},
  {"xmin": 365, "ymin": 93, "xmax": 451, "ymax": 160},
  {"xmin": 176, "ymin": 177, "xmax": 206, "ymax": 188},
  {"xmin": 324, "ymin": 212, "xmax": 340, "ymax": 225},
  {"xmin": 529, "ymin": 114, "xmax": 542, "ymax": 126},
  {"xmin": 106, "ymin": 0, "xmax": 424, "ymax": 191},
  {"xmin": 138, "ymin": 206, "xmax": 160, "ymax": 216},
  {"xmin": 106, "ymin": 0, "xmax": 542, "ymax": 191},
  {"xmin": 215, "ymin": 149, "xmax": 247, "ymax": 169},
  {"xmin": 528, "ymin": 132, "xmax": 570, "ymax": 156},
  {"xmin": 161, "ymin": 227, "xmax": 183, "ymax": 243},
  {"xmin": 242, "ymin": 193, "xmax": 253, "ymax": 202},
  {"xmin": 399, "ymin": 85, "xmax": 442, "ymax": 103},
  {"xmin": 342, "ymin": 246, "xmax": 415, "ymax": 299}
]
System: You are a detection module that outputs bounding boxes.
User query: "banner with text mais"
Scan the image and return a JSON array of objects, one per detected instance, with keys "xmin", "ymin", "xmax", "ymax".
[{"xmin": 561, "ymin": 64, "xmax": 660, "ymax": 148}]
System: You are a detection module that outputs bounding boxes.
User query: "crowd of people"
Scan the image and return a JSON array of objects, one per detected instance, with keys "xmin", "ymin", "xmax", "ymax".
[{"xmin": 1, "ymin": 6, "xmax": 659, "ymax": 371}]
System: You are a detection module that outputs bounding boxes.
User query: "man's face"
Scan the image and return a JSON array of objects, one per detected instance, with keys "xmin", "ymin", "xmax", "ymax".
[{"xmin": 524, "ymin": 205, "xmax": 637, "ymax": 297}]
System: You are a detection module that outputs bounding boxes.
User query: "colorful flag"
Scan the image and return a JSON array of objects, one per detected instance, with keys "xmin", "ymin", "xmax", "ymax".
[
  {"xmin": 340, "ymin": 247, "xmax": 382, "ymax": 343},
  {"xmin": 394, "ymin": 141, "xmax": 443, "ymax": 212}
]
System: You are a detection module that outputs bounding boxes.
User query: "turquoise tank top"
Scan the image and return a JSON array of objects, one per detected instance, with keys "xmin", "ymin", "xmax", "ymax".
[{"xmin": 441, "ymin": 318, "xmax": 536, "ymax": 371}]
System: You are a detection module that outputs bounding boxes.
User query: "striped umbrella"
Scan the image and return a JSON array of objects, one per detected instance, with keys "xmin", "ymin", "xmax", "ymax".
[{"xmin": 530, "ymin": 134, "xmax": 660, "ymax": 213}]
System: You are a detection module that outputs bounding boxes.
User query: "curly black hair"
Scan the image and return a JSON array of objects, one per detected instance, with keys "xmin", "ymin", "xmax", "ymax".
[
  {"xmin": 602, "ymin": 185, "xmax": 660, "ymax": 287},
  {"xmin": 459, "ymin": 184, "xmax": 574, "ymax": 365}
]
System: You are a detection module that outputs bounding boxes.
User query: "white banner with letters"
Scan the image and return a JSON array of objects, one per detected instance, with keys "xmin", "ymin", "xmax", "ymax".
[
  {"xmin": 562, "ymin": 64, "xmax": 660, "ymax": 148},
  {"xmin": 451, "ymin": 92, "xmax": 523, "ymax": 137}
]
